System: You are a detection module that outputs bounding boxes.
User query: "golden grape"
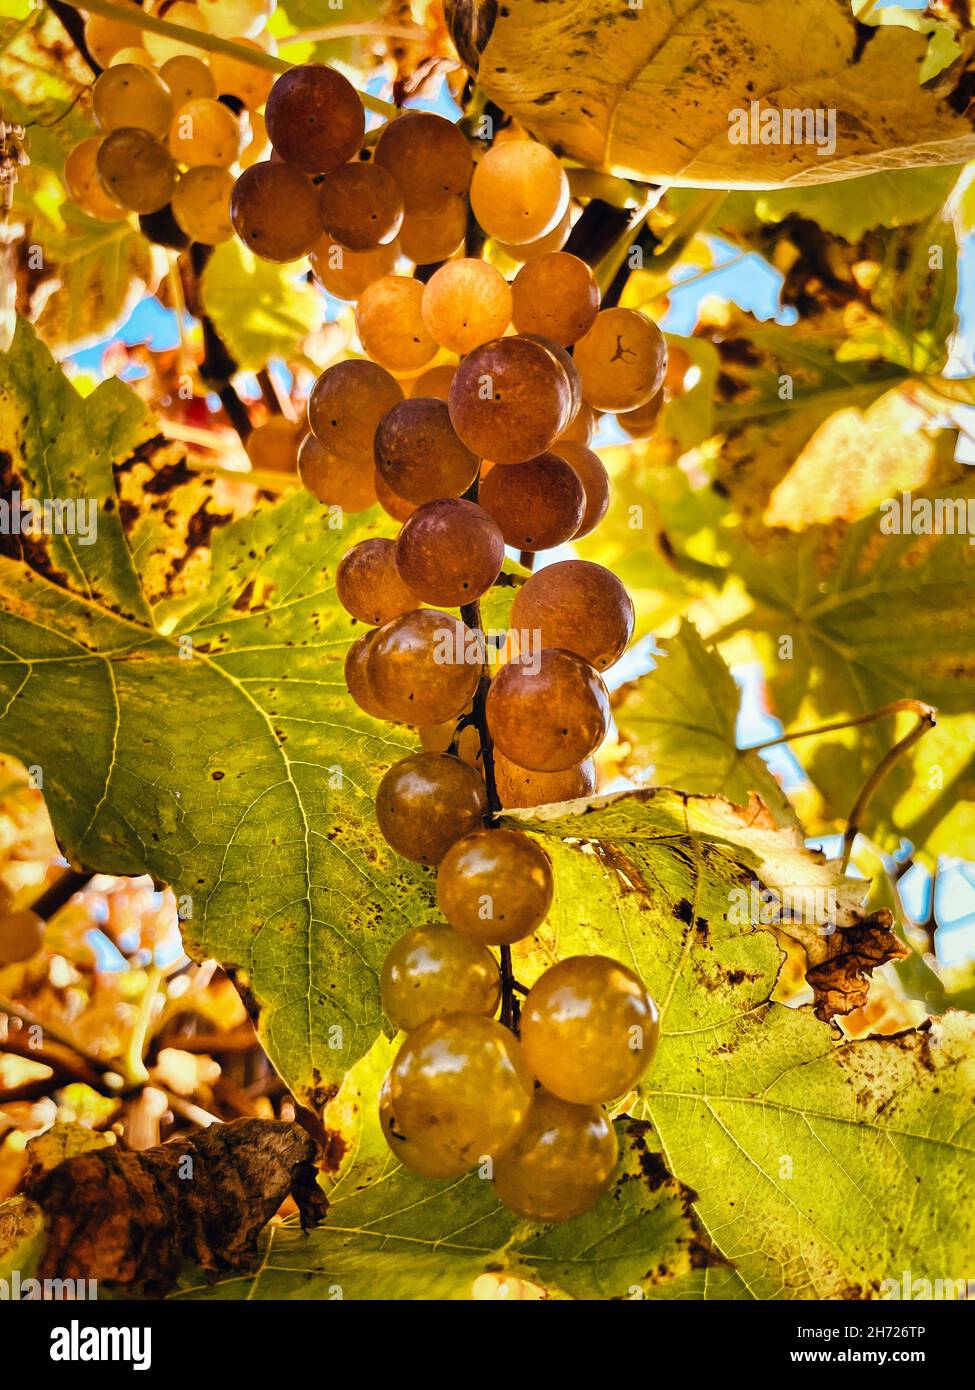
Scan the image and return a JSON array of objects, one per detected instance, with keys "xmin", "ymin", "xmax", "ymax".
[
  {"xmin": 486, "ymin": 648, "xmax": 610, "ymax": 772},
  {"xmin": 521, "ymin": 955, "xmax": 659, "ymax": 1104},
  {"xmin": 376, "ymin": 752, "xmax": 487, "ymax": 864},
  {"xmin": 390, "ymin": 1014, "xmax": 533, "ymax": 1169},
  {"xmin": 493, "ymin": 1089, "xmax": 618, "ymax": 1221},
  {"xmin": 436, "ymin": 827, "xmax": 553, "ymax": 945},
  {"xmin": 381, "ymin": 924, "xmax": 501, "ymax": 1032}
]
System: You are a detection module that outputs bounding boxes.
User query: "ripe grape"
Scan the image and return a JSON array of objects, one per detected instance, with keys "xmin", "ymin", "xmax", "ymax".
[
  {"xmin": 470, "ymin": 140, "xmax": 569, "ymax": 246},
  {"xmin": 420, "ymin": 259, "xmax": 512, "ymax": 356},
  {"xmin": 231, "ymin": 162, "xmax": 321, "ymax": 262},
  {"xmin": 239, "ymin": 110, "xmax": 270, "ymax": 169},
  {"xmin": 160, "ymin": 54, "xmax": 216, "ymax": 103},
  {"xmin": 265, "ymin": 64, "xmax": 365, "ymax": 173},
  {"xmin": 92, "ymin": 64, "xmax": 174, "ymax": 140},
  {"xmin": 171, "ymin": 165, "xmax": 235, "ymax": 244},
  {"xmin": 109, "ymin": 47, "xmax": 156, "ymax": 69},
  {"xmin": 168, "ymin": 97, "xmax": 241, "ymax": 168},
  {"xmin": 84, "ymin": 1, "xmax": 145, "ymax": 67},
  {"xmin": 493, "ymin": 752, "xmax": 596, "ymax": 808},
  {"xmin": 408, "ymin": 364, "xmax": 455, "ymax": 401},
  {"xmin": 367, "ymin": 609, "xmax": 480, "ymax": 724},
  {"xmin": 395, "ymin": 499, "xmax": 504, "ymax": 606},
  {"xmin": 379, "ymin": 1073, "xmax": 469, "ymax": 1178},
  {"xmin": 97, "ymin": 129, "xmax": 177, "ymax": 213},
  {"xmin": 245, "ymin": 417, "xmax": 303, "ymax": 473},
  {"xmin": 493, "ymin": 1089, "xmax": 618, "ymax": 1221},
  {"xmin": 381, "ymin": 923, "xmax": 501, "ymax": 1032},
  {"xmin": 309, "ymin": 233, "xmax": 399, "ymax": 301},
  {"xmin": 436, "ymin": 827, "xmax": 553, "ymax": 945},
  {"xmin": 520, "ymin": 955, "xmax": 659, "ymax": 1104},
  {"xmin": 495, "ymin": 204, "xmax": 572, "ymax": 262},
  {"xmin": 0, "ymin": 909, "xmax": 43, "ymax": 965},
  {"xmin": 299, "ymin": 432, "xmax": 378, "ymax": 512},
  {"xmin": 390, "ymin": 1013, "xmax": 533, "ymax": 1169},
  {"xmin": 374, "ymin": 469, "xmax": 415, "ymax": 522},
  {"xmin": 307, "ymin": 359, "xmax": 404, "ymax": 471},
  {"xmin": 486, "ymin": 648, "xmax": 610, "ymax": 771},
  {"xmin": 557, "ymin": 402, "xmax": 596, "ymax": 448},
  {"xmin": 521, "ymin": 333, "xmax": 582, "ymax": 426},
  {"xmin": 65, "ymin": 139, "xmax": 127, "ymax": 222},
  {"xmin": 376, "ymin": 752, "xmax": 486, "ymax": 864},
  {"xmin": 336, "ymin": 538, "xmax": 419, "ymax": 626},
  {"xmin": 511, "ymin": 252, "xmax": 600, "ymax": 346},
  {"xmin": 512, "ymin": 560, "xmax": 634, "ymax": 671},
  {"xmin": 417, "ymin": 720, "xmax": 456, "ymax": 753},
  {"xmin": 618, "ymin": 387, "xmax": 664, "ymax": 438},
  {"xmin": 664, "ymin": 343, "xmax": 693, "ymax": 396},
  {"xmin": 199, "ymin": 0, "xmax": 273, "ymax": 39},
  {"xmin": 344, "ymin": 629, "xmax": 393, "ymax": 720},
  {"xmin": 144, "ymin": 1, "xmax": 209, "ymax": 65},
  {"xmin": 209, "ymin": 36, "xmax": 275, "ymax": 109},
  {"xmin": 317, "ymin": 161, "xmax": 404, "ymax": 252},
  {"xmin": 398, "ymin": 200, "xmax": 467, "ymax": 264},
  {"xmin": 355, "ymin": 275, "xmax": 438, "ymax": 374},
  {"xmin": 373, "ymin": 111, "xmax": 473, "ymax": 216},
  {"xmin": 478, "ymin": 451, "xmax": 585, "ymax": 552},
  {"xmin": 447, "ymin": 335, "xmax": 571, "ymax": 466},
  {"xmin": 374, "ymin": 398, "xmax": 478, "ymax": 504},
  {"xmin": 455, "ymin": 722, "xmax": 483, "ymax": 772},
  {"xmin": 572, "ymin": 307, "xmax": 667, "ymax": 412},
  {"xmin": 550, "ymin": 440, "xmax": 609, "ymax": 538}
]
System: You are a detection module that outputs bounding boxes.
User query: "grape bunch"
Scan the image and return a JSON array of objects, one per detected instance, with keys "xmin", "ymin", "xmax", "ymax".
[
  {"xmin": 69, "ymin": 8, "xmax": 670, "ymax": 1219},
  {"xmin": 231, "ymin": 65, "xmax": 669, "ymax": 1220},
  {"xmin": 67, "ymin": 0, "xmax": 276, "ymax": 243}
]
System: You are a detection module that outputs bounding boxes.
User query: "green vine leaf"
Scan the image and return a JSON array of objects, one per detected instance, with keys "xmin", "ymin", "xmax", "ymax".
[
  {"xmin": 613, "ymin": 620, "xmax": 795, "ymax": 826},
  {"xmin": 0, "ymin": 319, "xmax": 432, "ymax": 1108},
  {"xmin": 200, "ymin": 239, "xmax": 322, "ymax": 371},
  {"xmin": 721, "ymin": 482, "xmax": 975, "ymax": 859},
  {"xmin": 503, "ymin": 790, "xmax": 975, "ymax": 1298}
]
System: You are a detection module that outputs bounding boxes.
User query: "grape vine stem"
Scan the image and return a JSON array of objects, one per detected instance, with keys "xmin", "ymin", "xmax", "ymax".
[
  {"xmin": 51, "ymin": 0, "xmax": 399, "ymax": 117},
  {"xmin": 459, "ymin": 482, "xmax": 518, "ymax": 1030}
]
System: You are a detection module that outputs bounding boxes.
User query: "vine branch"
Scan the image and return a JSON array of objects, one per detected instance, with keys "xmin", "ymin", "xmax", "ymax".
[{"xmin": 460, "ymin": 474, "xmax": 518, "ymax": 1029}]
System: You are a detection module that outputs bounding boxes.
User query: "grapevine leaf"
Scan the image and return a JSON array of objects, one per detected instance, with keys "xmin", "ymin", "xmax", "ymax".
[
  {"xmin": 446, "ymin": 0, "xmax": 975, "ymax": 188},
  {"xmin": 503, "ymin": 790, "xmax": 975, "ymax": 1297},
  {"xmin": 699, "ymin": 166, "xmax": 965, "ymax": 242},
  {"xmin": 721, "ymin": 481, "xmax": 975, "ymax": 859},
  {"xmin": 613, "ymin": 620, "xmax": 796, "ymax": 826},
  {"xmin": 200, "ymin": 240, "xmax": 322, "ymax": 371},
  {"xmin": 701, "ymin": 309, "xmax": 913, "ymax": 526},
  {"xmin": 0, "ymin": 319, "xmax": 434, "ymax": 1109}
]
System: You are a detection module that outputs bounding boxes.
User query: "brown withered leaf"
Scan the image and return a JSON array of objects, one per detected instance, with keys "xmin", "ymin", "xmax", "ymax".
[
  {"xmin": 776, "ymin": 912, "xmax": 908, "ymax": 1022},
  {"xmin": 26, "ymin": 1118, "xmax": 324, "ymax": 1296}
]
